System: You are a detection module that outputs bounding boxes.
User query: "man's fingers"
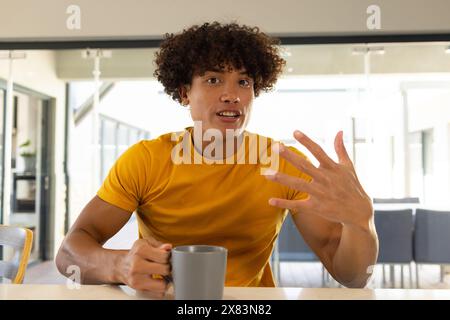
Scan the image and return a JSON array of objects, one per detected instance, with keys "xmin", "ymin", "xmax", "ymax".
[
  {"xmin": 293, "ymin": 130, "xmax": 336, "ymax": 168},
  {"xmin": 139, "ymin": 239, "xmax": 172, "ymax": 263},
  {"xmin": 268, "ymin": 197, "xmax": 314, "ymax": 212},
  {"xmin": 334, "ymin": 131, "xmax": 352, "ymax": 166},
  {"xmin": 272, "ymin": 143, "xmax": 323, "ymax": 182},
  {"xmin": 264, "ymin": 171, "xmax": 321, "ymax": 197},
  {"xmin": 132, "ymin": 260, "xmax": 171, "ymax": 276},
  {"xmin": 147, "ymin": 247, "xmax": 171, "ymax": 264},
  {"xmin": 159, "ymin": 243, "xmax": 173, "ymax": 251},
  {"xmin": 129, "ymin": 275, "xmax": 168, "ymax": 293}
]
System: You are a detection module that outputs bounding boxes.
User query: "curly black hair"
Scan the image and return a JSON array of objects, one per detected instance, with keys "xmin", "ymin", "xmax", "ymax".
[{"xmin": 154, "ymin": 22, "xmax": 286, "ymax": 104}]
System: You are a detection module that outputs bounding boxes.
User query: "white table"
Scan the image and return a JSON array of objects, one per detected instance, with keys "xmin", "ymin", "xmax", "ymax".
[{"xmin": 2, "ymin": 284, "xmax": 450, "ymax": 300}]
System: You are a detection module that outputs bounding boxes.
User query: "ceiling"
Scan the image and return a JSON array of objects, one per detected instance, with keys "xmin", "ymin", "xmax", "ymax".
[{"xmin": 55, "ymin": 42, "xmax": 450, "ymax": 80}]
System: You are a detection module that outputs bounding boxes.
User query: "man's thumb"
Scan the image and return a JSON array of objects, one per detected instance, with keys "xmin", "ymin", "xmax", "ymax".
[{"xmin": 159, "ymin": 243, "xmax": 172, "ymax": 251}]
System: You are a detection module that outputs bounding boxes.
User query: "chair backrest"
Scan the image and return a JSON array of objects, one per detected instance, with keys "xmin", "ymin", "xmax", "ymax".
[
  {"xmin": 373, "ymin": 197, "xmax": 420, "ymax": 204},
  {"xmin": 0, "ymin": 225, "xmax": 33, "ymax": 284},
  {"xmin": 374, "ymin": 209, "xmax": 414, "ymax": 263},
  {"xmin": 277, "ymin": 214, "xmax": 318, "ymax": 262},
  {"xmin": 414, "ymin": 208, "xmax": 450, "ymax": 263}
]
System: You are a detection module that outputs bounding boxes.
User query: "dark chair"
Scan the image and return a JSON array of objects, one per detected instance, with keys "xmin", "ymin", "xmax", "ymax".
[
  {"xmin": 374, "ymin": 209, "xmax": 414, "ymax": 288},
  {"xmin": 277, "ymin": 214, "xmax": 318, "ymax": 262},
  {"xmin": 272, "ymin": 214, "xmax": 329, "ymax": 286},
  {"xmin": 414, "ymin": 208, "xmax": 450, "ymax": 288}
]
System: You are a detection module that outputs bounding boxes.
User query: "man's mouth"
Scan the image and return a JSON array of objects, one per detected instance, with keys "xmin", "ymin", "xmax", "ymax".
[{"xmin": 216, "ymin": 110, "xmax": 242, "ymax": 118}]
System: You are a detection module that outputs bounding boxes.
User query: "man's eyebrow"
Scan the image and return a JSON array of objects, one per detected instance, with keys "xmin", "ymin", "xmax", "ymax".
[
  {"xmin": 204, "ymin": 68, "xmax": 249, "ymax": 75},
  {"xmin": 207, "ymin": 67, "xmax": 223, "ymax": 73}
]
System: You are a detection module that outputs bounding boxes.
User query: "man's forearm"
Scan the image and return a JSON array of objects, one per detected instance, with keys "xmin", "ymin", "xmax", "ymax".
[
  {"xmin": 332, "ymin": 218, "xmax": 379, "ymax": 288},
  {"xmin": 56, "ymin": 229, "xmax": 127, "ymax": 285}
]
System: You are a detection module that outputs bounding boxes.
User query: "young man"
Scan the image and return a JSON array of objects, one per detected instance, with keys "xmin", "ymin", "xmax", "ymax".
[{"xmin": 56, "ymin": 22, "xmax": 378, "ymax": 296}]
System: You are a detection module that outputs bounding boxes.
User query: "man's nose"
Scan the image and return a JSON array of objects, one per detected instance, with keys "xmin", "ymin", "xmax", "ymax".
[
  {"xmin": 220, "ymin": 81, "xmax": 241, "ymax": 103},
  {"xmin": 220, "ymin": 91, "xmax": 241, "ymax": 103}
]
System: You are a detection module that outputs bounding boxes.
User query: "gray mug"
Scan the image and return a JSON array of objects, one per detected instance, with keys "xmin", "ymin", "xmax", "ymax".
[{"xmin": 171, "ymin": 245, "xmax": 227, "ymax": 300}]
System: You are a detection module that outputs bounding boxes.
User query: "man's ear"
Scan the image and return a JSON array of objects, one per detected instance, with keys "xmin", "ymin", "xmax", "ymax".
[{"xmin": 179, "ymin": 85, "xmax": 190, "ymax": 105}]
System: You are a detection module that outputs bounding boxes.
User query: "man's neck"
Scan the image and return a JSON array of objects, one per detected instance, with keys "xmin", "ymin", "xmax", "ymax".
[{"xmin": 191, "ymin": 131, "xmax": 244, "ymax": 160}]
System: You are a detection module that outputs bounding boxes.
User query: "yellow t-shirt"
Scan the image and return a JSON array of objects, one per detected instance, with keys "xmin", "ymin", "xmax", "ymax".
[{"xmin": 97, "ymin": 127, "xmax": 311, "ymax": 287}]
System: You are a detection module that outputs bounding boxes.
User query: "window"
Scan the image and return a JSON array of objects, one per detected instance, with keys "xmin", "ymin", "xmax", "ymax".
[{"xmin": 99, "ymin": 116, "xmax": 150, "ymax": 182}]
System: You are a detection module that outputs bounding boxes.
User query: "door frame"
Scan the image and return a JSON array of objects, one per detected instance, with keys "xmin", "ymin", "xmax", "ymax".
[{"xmin": 0, "ymin": 79, "xmax": 56, "ymax": 261}]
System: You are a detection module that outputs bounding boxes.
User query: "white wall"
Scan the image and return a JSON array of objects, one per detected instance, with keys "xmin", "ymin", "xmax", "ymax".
[
  {"xmin": 2, "ymin": 0, "xmax": 450, "ymax": 40},
  {"xmin": 408, "ymin": 88, "xmax": 450, "ymax": 207}
]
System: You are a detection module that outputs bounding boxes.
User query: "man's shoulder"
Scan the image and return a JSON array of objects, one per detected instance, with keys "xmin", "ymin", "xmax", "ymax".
[
  {"xmin": 243, "ymin": 130, "xmax": 276, "ymax": 147},
  {"xmin": 246, "ymin": 130, "xmax": 307, "ymax": 158},
  {"xmin": 139, "ymin": 130, "xmax": 186, "ymax": 152}
]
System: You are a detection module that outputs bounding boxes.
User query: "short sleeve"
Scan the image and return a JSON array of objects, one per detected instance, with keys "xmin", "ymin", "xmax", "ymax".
[
  {"xmin": 285, "ymin": 146, "xmax": 313, "ymax": 202},
  {"xmin": 97, "ymin": 141, "xmax": 151, "ymax": 212}
]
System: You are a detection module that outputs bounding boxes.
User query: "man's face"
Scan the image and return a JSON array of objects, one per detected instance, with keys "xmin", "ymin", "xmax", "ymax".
[{"xmin": 184, "ymin": 67, "xmax": 255, "ymax": 136}]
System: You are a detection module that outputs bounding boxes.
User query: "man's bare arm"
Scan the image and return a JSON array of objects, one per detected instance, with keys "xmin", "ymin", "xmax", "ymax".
[
  {"xmin": 55, "ymin": 196, "xmax": 172, "ymax": 294},
  {"xmin": 55, "ymin": 196, "xmax": 133, "ymax": 284},
  {"xmin": 332, "ymin": 217, "xmax": 378, "ymax": 287},
  {"xmin": 291, "ymin": 209, "xmax": 378, "ymax": 288}
]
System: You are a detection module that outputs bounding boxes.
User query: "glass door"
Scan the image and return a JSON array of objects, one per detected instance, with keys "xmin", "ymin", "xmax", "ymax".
[
  {"xmin": 10, "ymin": 91, "xmax": 39, "ymax": 262},
  {"xmin": 7, "ymin": 90, "xmax": 54, "ymax": 262},
  {"xmin": 0, "ymin": 89, "xmax": 4, "ymax": 224}
]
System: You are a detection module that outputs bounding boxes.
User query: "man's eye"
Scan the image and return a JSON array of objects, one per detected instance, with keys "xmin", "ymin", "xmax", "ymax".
[
  {"xmin": 239, "ymin": 79, "xmax": 251, "ymax": 87},
  {"xmin": 207, "ymin": 77, "xmax": 220, "ymax": 84}
]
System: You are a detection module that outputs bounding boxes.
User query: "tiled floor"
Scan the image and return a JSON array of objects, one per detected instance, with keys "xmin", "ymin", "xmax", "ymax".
[
  {"xmin": 24, "ymin": 260, "xmax": 450, "ymax": 289},
  {"xmin": 277, "ymin": 262, "xmax": 450, "ymax": 289}
]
